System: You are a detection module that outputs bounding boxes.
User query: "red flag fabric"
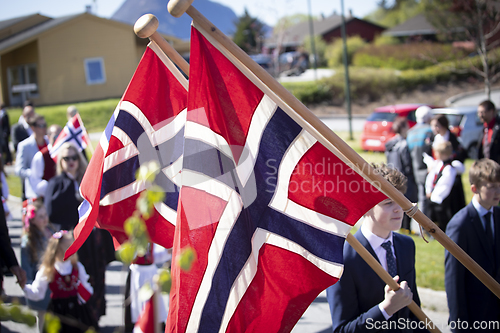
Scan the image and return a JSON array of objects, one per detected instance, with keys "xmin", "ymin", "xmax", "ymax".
[
  {"xmin": 65, "ymin": 42, "xmax": 188, "ymax": 259},
  {"xmin": 166, "ymin": 26, "xmax": 387, "ymax": 333},
  {"xmin": 133, "ymin": 294, "xmax": 156, "ymax": 333},
  {"xmin": 50, "ymin": 114, "xmax": 91, "ymax": 161}
]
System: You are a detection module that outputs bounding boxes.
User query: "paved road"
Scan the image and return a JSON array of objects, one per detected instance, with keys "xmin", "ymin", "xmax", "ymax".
[{"xmin": 447, "ymin": 87, "xmax": 500, "ymax": 107}]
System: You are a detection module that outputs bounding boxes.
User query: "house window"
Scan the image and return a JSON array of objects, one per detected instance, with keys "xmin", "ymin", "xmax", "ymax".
[
  {"xmin": 84, "ymin": 57, "xmax": 106, "ymax": 85},
  {"xmin": 7, "ymin": 64, "xmax": 39, "ymax": 106}
]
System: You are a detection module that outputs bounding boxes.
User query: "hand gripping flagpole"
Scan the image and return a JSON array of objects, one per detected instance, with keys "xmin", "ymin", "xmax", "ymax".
[
  {"xmin": 134, "ymin": 12, "xmax": 441, "ymax": 333},
  {"xmin": 165, "ymin": 0, "xmax": 500, "ymax": 301}
]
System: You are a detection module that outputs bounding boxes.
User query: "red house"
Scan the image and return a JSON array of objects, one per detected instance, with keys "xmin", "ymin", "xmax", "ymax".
[{"xmin": 265, "ymin": 13, "xmax": 386, "ymax": 53}]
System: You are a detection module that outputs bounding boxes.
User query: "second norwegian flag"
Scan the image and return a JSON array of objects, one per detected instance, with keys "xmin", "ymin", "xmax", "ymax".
[{"xmin": 66, "ymin": 41, "xmax": 188, "ymax": 258}]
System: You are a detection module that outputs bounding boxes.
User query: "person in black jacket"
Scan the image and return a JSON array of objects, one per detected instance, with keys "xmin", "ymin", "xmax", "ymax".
[
  {"xmin": 385, "ymin": 117, "xmax": 417, "ymax": 232},
  {"xmin": 0, "ymin": 197, "xmax": 27, "ymax": 295},
  {"xmin": 0, "ymin": 103, "xmax": 12, "ymax": 165},
  {"xmin": 477, "ymin": 100, "xmax": 500, "ymax": 163},
  {"xmin": 11, "ymin": 102, "xmax": 35, "ymax": 152}
]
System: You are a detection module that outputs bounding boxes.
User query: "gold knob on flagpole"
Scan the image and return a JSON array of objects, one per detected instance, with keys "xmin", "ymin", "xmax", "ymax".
[
  {"xmin": 167, "ymin": 0, "xmax": 195, "ymax": 18},
  {"xmin": 134, "ymin": 14, "xmax": 159, "ymax": 38}
]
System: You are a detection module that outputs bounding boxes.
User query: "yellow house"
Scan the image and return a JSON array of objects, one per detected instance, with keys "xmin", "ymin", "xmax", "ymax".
[{"xmin": 0, "ymin": 12, "xmax": 189, "ymax": 106}]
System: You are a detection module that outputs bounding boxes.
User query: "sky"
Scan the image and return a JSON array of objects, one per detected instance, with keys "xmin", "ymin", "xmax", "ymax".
[{"xmin": 0, "ymin": 0, "xmax": 380, "ymax": 26}]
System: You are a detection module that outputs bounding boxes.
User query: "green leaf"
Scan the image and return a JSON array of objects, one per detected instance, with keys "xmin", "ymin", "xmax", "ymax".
[
  {"xmin": 118, "ymin": 242, "xmax": 136, "ymax": 264},
  {"xmin": 179, "ymin": 246, "xmax": 197, "ymax": 271},
  {"xmin": 158, "ymin": 268, "xmax": 172, "ymax": 293},
  {"xmin": 45, "ymin": 312, "xmax": 61, "ymax": 333}
]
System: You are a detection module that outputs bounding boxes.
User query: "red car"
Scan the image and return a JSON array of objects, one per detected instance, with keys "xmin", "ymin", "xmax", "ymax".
[{"xmin": 361, "ymin": 104, "xmax": 431, "ymax": 152}]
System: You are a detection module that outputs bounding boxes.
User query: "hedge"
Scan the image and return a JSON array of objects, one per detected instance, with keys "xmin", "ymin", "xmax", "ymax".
[{"xmin": 352, "ymin": 43, "xmax": 469, "ymax": 70}]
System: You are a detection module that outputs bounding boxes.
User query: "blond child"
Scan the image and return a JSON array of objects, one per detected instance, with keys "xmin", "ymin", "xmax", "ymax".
[
  {"xmin": 23, "ymin": 231, "xmax": 96, "ymax": 332},
  {"xmin": 20, "ymin": 200, "xmax": 57, "ymax": 331},
  {"xmin": 425, "ymin": 141, "xmax": 465, "ymax": 230}
]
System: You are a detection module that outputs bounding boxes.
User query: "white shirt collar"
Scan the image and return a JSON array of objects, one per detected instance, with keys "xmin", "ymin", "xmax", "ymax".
[
  {"xmin": 361, "ymin": 222, "xmax": 394, "ymax": 251},
  {"xmin": 472, "ymin": 195, "xmax": 493, "ymax": 217},
  {"xmin": 54, "ymin": 260, "xmax": 73, "ymax": 275}
]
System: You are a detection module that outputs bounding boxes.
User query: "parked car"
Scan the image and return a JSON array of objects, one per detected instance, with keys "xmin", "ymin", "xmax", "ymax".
[
  {"xmin": 250, "ymin": 54, "xmax": 275, "ymax": 76},
  {"xmin": 361, "ymin": 104, "xmax": 431, "ymax": 152},
  {"xmin": 432, "ymin": 106, "xmax": 484, "ymax": 159},
  {"xmin": 278, "ymin": 51, "xmax": 309, "ymax": 77}
]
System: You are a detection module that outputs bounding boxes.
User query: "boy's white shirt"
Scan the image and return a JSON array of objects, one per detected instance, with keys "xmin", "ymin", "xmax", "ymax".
[
  {"xmin": 23, "ymin": 261, "xmax": 93, "ymax": 301},
  {"xmin": 360, "ymin": 223, "xmax": 395, "ymax": 320},
  {"xmin": 425, "ymin": 159, "xmax": 458, "ymax": 204}
]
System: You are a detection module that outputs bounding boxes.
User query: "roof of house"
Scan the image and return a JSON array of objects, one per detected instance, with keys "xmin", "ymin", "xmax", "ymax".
[
  {"xmin": 0, "ymin": 12, "xmax": 186, "ymax": 55},
  {"xmin": 383, "ymin": 13, "xmax": 436, "ymax": 37},
  {"xmin": 266, "ymin": 14, "xmax": 384, "ymax": 48},
  {"xmin": 0, "ymin": 14, "xmax": 79, "ymax": 54},
  {"xmin": 0, "ymin": 14, "xmax": 35, "ymax": 31}
]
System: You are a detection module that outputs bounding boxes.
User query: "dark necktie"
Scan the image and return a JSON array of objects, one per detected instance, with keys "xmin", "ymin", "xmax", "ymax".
[
  {"xmin": 484, "ymin": 212, "xmax": 495, "ymax": 253},
  {"xmin": 381, "ymin": 241, "xmax": 397, "ymax": 277},
  {"xmin": 484, "ymin": 127, "xmax": 491, "ymax": 159}
]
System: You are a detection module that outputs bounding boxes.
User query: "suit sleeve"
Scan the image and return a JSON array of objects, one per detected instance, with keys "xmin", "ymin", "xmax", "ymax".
[
  {"xmin": 326, "ymin": 248, "xmax": 386, "ymax": 333},
  {"xmin": 45, "ymin": 177, "xmax": 60, "ymax": 225},
  {"xmin": 11, "ymin": 125, "xmax": 20, "ymax": 152},
  {"xmin": 15, "ymin": 142, "xmax": 31, "ymax": 179},
  {"xmin": 0, "ymin": 202, "xmax": 19, "ymax": 269},
  {"xmin": 445, "ymin": 215, "xmax": 469, "ymax": 326}
]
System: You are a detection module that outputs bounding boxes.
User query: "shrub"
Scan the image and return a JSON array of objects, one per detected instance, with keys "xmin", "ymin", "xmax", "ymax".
[
  {"xmin": 373, "ymin": 35, "xmax": 400, "ymax": 46},
  {"xmin": 282, "ymin": 81, "xmax": 334, "ymax": 104},
  {"xmin": 353, "ymin": 43, "xmax": 469, "ymax": 70},
  {"xmin": 325, "ymin": 36, "xmax": 367, "ymax": 68},
  {"xmin": 303, "ymin": 35, "xmax": 328, "ymax": 67}
]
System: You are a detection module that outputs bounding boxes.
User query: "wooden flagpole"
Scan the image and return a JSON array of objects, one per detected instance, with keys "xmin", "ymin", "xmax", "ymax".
[
  {"xmin": 77, "ymin": 113, "xmax": 95, "ymax": 155},
  {"xmin": 134, "ymin": 14, "xmax": 189, "ymax": 76},
  {"xmin": 346, "ymin": 234, "xmax": 439, "ymax": 332},
  {"xmin": 164, "ymin": 0, "xmax": 500, "ymax": 300},
  {"xmin": 134, "ymin": 13, "xmax": 441, "ymax": 333}
]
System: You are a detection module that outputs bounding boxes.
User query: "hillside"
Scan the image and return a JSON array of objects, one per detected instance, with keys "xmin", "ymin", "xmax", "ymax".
[
  {"xmin": 309, "ymin": 80, "xmax": 488, "ymax": 116},
  {"xmin": 111, "ymin": 0, "xmax": 238, "ymax": 40}
]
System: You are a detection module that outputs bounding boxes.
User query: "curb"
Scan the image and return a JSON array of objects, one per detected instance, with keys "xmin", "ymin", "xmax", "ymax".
[{"xmin": 446, "ymin": 87, "xmax": 500, "ymax": 106}]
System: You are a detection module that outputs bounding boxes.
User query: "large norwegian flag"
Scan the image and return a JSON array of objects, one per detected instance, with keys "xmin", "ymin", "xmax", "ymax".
[
  {"xmin": 50, "ymin": 114, "xmax": 91, "ymax": 161},
  {"xmin": 66, "ymin": 42, "xmax": 188, "ymax": 258},
  {"xmin": 166, "ymin": 26, "xmax": 387, "ymax": 333}
]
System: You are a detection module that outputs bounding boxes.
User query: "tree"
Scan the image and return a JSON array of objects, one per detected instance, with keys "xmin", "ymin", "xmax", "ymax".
[
  {"xmin": 423, "ymin": 0, "xmax": 500, "ymax": 98},
  {"xmin": 232, "ymin": 8, "xmax": 266, "ymax": 54},
  {"xmin": 365, "ymin": 0, "xmax": 423, "ymax": 28},
  {"xmin": 274, "ymin": 14, "xmax": 310, "ymax": 30}
]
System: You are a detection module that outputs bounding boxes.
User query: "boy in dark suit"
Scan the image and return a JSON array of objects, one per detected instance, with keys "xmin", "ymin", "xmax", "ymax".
[
  {"xmin": 445, "ymin": 158, "xmax": 500, "ymax": 332},
  {"xmin": 326, "ymin": 164, "xmax": 424, "ymax": 332}
]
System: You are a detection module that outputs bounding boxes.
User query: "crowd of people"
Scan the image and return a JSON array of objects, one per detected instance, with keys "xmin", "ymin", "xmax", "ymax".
[
  {"xmin": 0, "ymin": 101, "xmax": 120, "ymax": 332},
  {"xmin": 326, "ymin": 100, "xmax": 499, "ymax": 332},
  {"xmin": 1, "ymin": 98, "xmax": 499, "ymax": 332},
  {"xmin": 0, "ymin": 100, "xmax": 172, "ymax": 332}
]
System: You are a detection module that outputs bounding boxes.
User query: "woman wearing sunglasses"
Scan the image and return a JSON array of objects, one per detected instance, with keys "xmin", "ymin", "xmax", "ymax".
[{"xmin": 45, "ymin": 142, "xmax": 87, "ymax": 230}]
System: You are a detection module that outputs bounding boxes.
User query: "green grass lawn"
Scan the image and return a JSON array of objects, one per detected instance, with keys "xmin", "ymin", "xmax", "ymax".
[{"xmin": 7, "ymin": 98, "xmax": 120, "ymax": 133}]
